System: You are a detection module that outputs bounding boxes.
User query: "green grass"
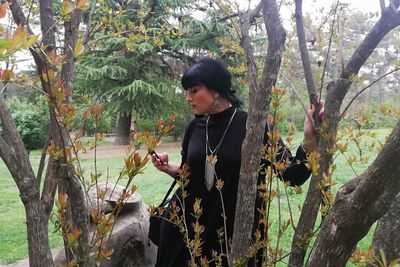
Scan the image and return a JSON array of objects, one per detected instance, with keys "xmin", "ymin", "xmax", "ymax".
[{"xmin": 0, "ymin": 129, "xmax": 391, "ymax": 264}]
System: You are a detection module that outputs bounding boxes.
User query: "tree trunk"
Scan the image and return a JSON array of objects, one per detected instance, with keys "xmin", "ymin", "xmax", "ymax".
[
  {"xmin": 307, "ymin": 121, "xmax": 400, "ymax": 266},
  {"xmin": 114, "ymin": 112, "xmax": 132, "ymax": 145},
  {"xmin": 0, "ymin": 96, "xmax": 54, "ymax": 266},
  {"xmin": 369, "ymin": 193, "xmax": 400, "ymax": 264},
  {"xmin": 24, "ymin": 200, "xmax": 54, "ymax": 266},
  {"xmin": 57, "ymin": 7, "xmax": 91, "ymax": 266},
  {"xmin": 231, "ymin": 0, "xmax": 286, "ymax": 264}
]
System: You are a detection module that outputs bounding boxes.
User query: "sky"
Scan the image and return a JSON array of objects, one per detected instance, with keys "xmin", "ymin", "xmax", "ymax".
[
  {"xmin": 238, "ymin": 0, "xmax": 382, "ymax": 13},
  {"xmin": 303, "ymin": 0, "xmax": 383, "ymax": 15},
  {"xmin": 334, "ymin": 0, "xmax": 381, "ymax": 13},
  {"xmin": 4, "ymin": 0, "xmax": 385, "ymax": 72}
]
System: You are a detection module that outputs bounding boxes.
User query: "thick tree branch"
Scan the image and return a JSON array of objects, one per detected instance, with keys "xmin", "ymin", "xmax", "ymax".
[
  {"xmin": 290, "ymin": 4, "xmax": 400, "ymax": 266},
  {"xmin": 369, "ymin": 192, "xmax": 400, "ymax": 264},
  {"xmin": 379, "ymin": 0, "xmax": 386, "ymax": 14},
  {"xmin": 307, "ymin": 121, "xmax": 400, "ymax": 266},
  {"xmin": 342, "ymin": 5, "xmax": 400, "ymax": 79},
  {"xmin": 0, "ymin": 96, "xmax": 29, "ymax": 166},
  {"xmin": 350, "ymin": 122, "xmax": 400, "ymax": 208}
]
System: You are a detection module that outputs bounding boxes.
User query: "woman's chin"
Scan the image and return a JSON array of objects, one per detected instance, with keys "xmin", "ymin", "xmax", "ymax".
[{"xmin": 192, "ymin": 108, "xmax": 204, "ymax": 116}]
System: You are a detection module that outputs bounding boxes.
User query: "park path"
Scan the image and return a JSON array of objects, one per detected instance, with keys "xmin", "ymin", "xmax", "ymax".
[{"xmin": 82, "ymin": 141, "xmax": 181, "ymax": 158}]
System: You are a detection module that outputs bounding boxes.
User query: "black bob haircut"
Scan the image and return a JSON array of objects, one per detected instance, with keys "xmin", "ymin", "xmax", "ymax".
[{"xmin": 181, "ymin": 58, "xmax": 242, "ymax": 108}]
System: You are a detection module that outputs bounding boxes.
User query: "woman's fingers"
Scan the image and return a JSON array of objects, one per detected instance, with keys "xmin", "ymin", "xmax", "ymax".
[
  {"xmin": 318, "ymin": 101, "xmax": 325, "ymax": 118},
  {"xmin": 151, "ymin": 152, "xmax": 168, "ymax": 168}
]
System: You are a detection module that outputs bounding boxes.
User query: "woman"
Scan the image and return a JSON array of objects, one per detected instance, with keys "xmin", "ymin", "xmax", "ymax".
[{"xmin": 151, "ymin": 58, "xmax": 320, "ymax": 266}]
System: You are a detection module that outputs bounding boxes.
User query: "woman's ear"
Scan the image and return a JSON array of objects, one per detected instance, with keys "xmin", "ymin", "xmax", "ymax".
[{"xmin": 212, "ymin": 91, "xmax": 220, "ymax": 99}]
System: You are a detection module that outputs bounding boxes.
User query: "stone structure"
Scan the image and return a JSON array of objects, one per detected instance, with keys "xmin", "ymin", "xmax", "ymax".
[{"xmin": 54, "ymin": 183, "xmax": 157, "ymax": 266}]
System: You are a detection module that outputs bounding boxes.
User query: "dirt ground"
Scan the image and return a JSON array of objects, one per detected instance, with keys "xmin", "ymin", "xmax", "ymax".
[
  {"xmin": 82, "ymin": 141, "xmax": 181, "ymax": 158},
  {"xmin": 0, "ymin": 259, "xmax": 29, "ymax": 267}
]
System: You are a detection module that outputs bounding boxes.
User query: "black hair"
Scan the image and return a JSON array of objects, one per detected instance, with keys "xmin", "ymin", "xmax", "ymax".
[{"xmin": 181, "ymin": 58, "xmax": 242, "ymax": 108}]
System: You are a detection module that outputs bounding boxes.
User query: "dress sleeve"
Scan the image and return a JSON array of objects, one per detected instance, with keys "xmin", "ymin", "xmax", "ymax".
[{"xmin": 261, "ymin": 123, "xmax": 312, "ymax": 186}]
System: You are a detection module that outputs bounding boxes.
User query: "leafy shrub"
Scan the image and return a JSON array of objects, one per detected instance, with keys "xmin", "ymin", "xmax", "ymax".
[
  {"xmin": 8, "ymin": 97, "xmax": 50, "ymax": 150},
  {"xmin": 276, "ymin": 118, "xmax": 292, "ymax": 135},
  {"xmin": 72, "ymin": 104, "xmax": 115, "ymax": 135},
  {"xmin": 135, "ymin": 104, "xmax": 193, "ymax": 141}
]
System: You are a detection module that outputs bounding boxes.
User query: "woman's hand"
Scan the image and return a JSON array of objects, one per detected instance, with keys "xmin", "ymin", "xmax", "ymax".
[
  {"xmin": 151, "ymin": 152, "xmax": 180, "ymax": 178},
  {"xmin": 151, "ymin": 152, "xmax": 169, "ymax": 171},
  {"xmin": 303, "ymin": 102, "xmax": 324, "ymax": 152}
]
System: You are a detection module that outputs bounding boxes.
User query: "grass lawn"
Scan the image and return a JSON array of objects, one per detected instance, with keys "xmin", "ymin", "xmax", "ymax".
[{"xmin": 0, "ymin": 129, "xmax": 391, "ymax": 264}]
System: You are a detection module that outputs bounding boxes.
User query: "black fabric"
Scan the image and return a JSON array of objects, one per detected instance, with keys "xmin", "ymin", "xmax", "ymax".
[
  {"xmin": 155, "ymin": 107, "xmax": 312, "ymax": 267},
  {"xmin": 148, "ymin": 180, "xmax": 176, "ymax": 246}
]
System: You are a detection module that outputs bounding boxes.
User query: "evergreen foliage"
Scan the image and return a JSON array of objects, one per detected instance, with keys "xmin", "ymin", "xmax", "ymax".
[{"xmin": 8, "ymin": 97, "xmax": 49, "ymax": 150}]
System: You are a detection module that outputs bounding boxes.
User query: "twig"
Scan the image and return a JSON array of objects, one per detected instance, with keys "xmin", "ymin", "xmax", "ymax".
[
  {"xmin": 25, "ymin": 0, "xmax": 35, "ymax": 28},
  {"xmin": 283, "ymin": 183, "xmax": 297, "ymax": 232},
  {"xmin": 319, "ymin": 0, "xmax": 340, "ymax": 102},
  {"xmin": 0, "ymin": 82, "xmax": 9, "ymax": 94},
  {"xmin": 37, "ymin": 124, "xmax": 51, "ymax": 184},
  {"xmin": 274, "ymin": 174, "xmax": 282, "ymax": 265},
  {"xmin": 340, "ymin": 67, "xmax": 400, "ymax": 119},
  {"xmin": 212, "ymin": 0, "xmax": 241, "ymax": 38}
]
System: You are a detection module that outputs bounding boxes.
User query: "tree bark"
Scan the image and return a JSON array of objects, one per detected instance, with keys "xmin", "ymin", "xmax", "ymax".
[
  {"xmin": 289, "ymin": 3, "xmax": 400, "ymax": 266},
  {"xmin": 39, "ymin": 0, "xmax": 56, "ymax": 52},
  {"xmin": 231, "ymin": 0, "xmax": 286, "ymax": 264},
  {"xmin": 8, "ymin": 0, "xmax": 90, "ymax": 264},
  {"xmin": 0, "ymin": 96, "xmax": 54, "ymax": 266},
  {"xmin": 293, "ymin": 0, "xmax": 318, "ymax": 105},
  {"xmin": 307, "ymin": 121, "xmax": 400, "ymax": 266},
  {"xmin": 57, "ymin": 7, "xmax": 91, "ymax": 266},
  {"xmin": 114, "ymin": 112, "xmax": 132, "ymax": 145},
  {"xmin": 369, "ymin": 193, "xmax": 400, "ymax": 264}
]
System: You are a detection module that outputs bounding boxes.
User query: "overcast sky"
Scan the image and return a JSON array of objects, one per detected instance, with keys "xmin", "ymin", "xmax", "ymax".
[
  {"xmin": 7, "ymin": 0, "xmax": 385, "ymax": 71},
  {"xmin": 303, "ymin": 0, "xmax": 381, "ymax": 13},
  {"xmin": 238, "ymin": 0, "xmax": 382, "ymax": 13}
]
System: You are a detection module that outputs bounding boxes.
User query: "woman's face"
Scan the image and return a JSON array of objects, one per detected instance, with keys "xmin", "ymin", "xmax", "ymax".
[{"xmin": 186, "ymin": 85, "xmax": 218, "ymax": 115}]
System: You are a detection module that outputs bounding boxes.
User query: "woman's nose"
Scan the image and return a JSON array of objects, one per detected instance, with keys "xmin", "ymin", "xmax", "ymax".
[{"xmin": 186, "ymin": 93, "xmax": 191, "ymax": 102}]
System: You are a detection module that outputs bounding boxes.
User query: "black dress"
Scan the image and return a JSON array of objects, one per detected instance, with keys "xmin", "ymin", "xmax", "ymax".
[{"xmin": 155, "ymin": 107, "xmax": 311, "ymax": 267}]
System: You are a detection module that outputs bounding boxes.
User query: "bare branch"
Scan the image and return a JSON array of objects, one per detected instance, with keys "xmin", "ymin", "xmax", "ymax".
[
  {"xmin": 249, "ymin": 1, "xmax": 263, "ymax": 22},
  {"xmin": 294, "ymin": 0, "xmax": 318, "ymax": 104},
  {"xmin": 342, "ymin": 7, "xmax": 400, "ymax": 79},
  {"xmin": 213, "ymin": 1, "xmax": 241, "ymax": 38},
  {"xmin": 40, "ymin": 156, "xmax": 58, "ymax": 218},
  {"xmin": 341, "ymin": 67, "xmax": 400, "ymax": 119},
  {"xmin": 25, "ymin": 0, "xmax": 35, "ymax": 28},
  {"xmin": 0, "ymin": 96, "xmax": 29, "ymax": 166},
  {"xmin": 7, "ymin": 0, "xmax": 33, "ymax": 34},
  {"xmin": 279, "ymin": 74, "xmax": 310, "ymax": 117},
  {"xmin": 0, "ymin": 135, "xmax": 18, "ymax": 176},
  {"xmin": 380, "ymin": 0, "xmax": 386, "ymax": 13},
  {"xmin": 319, "ymin": 1, "xmax": 340, "ymax": 99},
  {"xmin": 37, "ymin": 126, "xmax": 51, "ymax": 185}
]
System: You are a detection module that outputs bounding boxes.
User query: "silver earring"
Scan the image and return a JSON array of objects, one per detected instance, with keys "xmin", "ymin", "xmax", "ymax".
[{"xmin": 211, "ymin": 99, "xmax": 220, "ymax": 109}]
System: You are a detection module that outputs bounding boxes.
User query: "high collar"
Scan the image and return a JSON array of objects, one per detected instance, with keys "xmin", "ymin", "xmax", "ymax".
[{"xmin": 207, "ymin": 106, "xmax": 237, "ymax": 124}]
